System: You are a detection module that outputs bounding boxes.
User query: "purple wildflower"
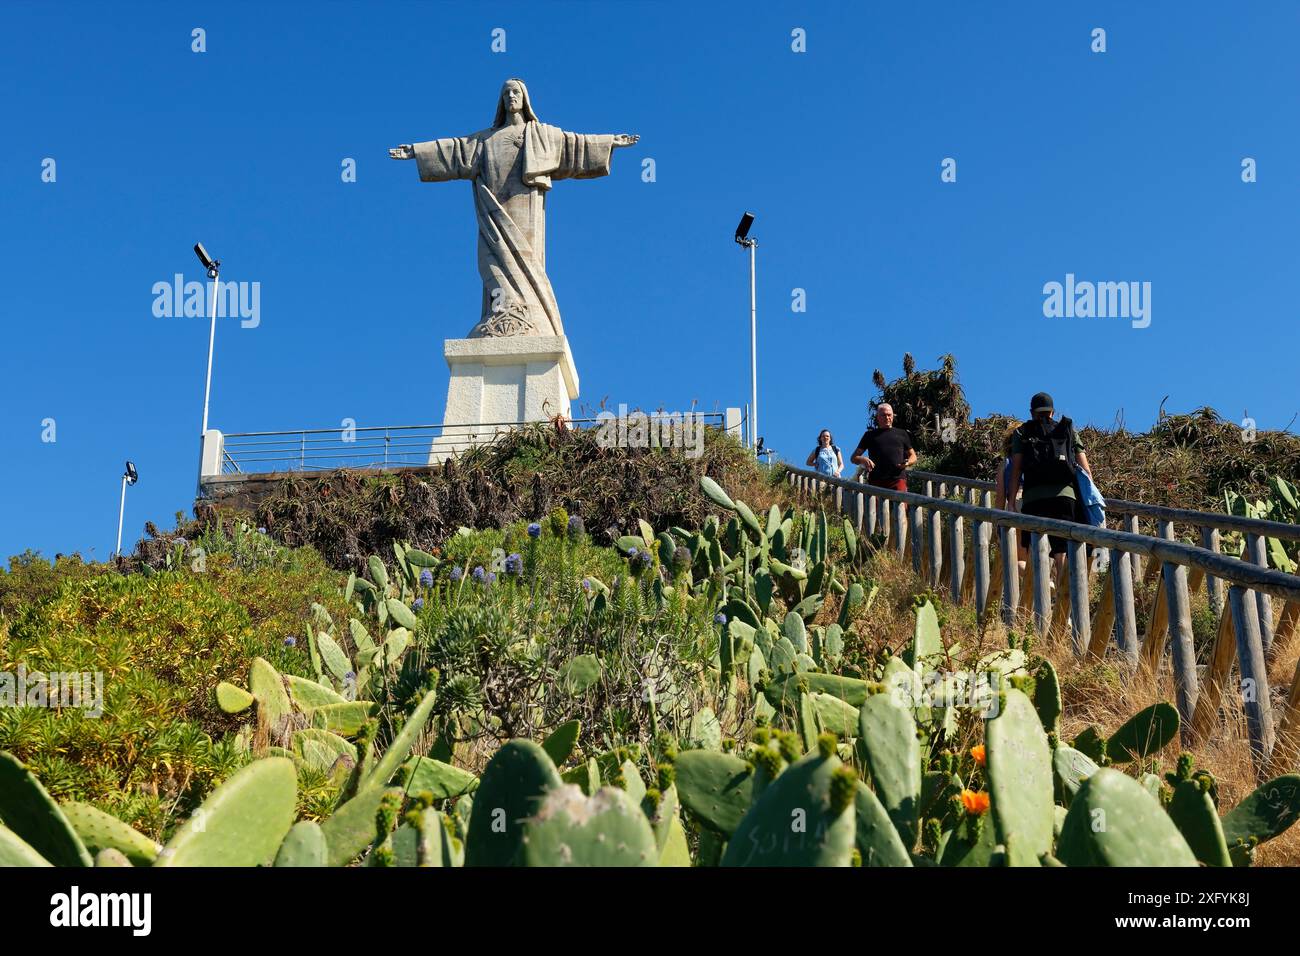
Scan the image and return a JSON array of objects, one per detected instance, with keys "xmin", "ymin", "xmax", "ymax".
[
  {"xmin": 714, "ymin": 613, "xmax": 727, "ymax": 625},
  {"xmin": 419, "ymin": 569, "xmax": 433, "ymax": 587},
  {"xmin": 450, "ymin": 566, "xmax": 464, "ymax": 582},
  {"xmin": 413, "ymin": 597, "xmax": 424, "ymax": 611},
  {"xmin": 472, "ymin": 566, "xmax": 486, "ymax": 583},
  {"xmin": 527, "ymin": 522, "xmax": 541, "ymax": 538},
  {"xmin": 283, "ymin": 635, "xmax": 297, "ymax": 647},
  {"xmin": 581, "ymin": 578, "xmax": 593, "ymax": 593},
  {"xmin": 504, "ymin": 553, "xmax": 523, "ymax": 576}
]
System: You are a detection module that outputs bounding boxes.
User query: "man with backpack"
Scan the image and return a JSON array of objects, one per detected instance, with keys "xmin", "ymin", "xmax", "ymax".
[{"xmin": 1005, "ymin": 392, "xmax": 1093, "ymax": 577}]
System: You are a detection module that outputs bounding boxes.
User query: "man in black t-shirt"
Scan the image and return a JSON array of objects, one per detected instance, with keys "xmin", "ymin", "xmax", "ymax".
[{"xmin": 851, "ymin": 403, "xmax": 917, "ymax": 492}]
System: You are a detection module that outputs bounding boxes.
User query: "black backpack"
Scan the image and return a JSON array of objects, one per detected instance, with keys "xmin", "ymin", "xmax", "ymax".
[{"xmin": 1018, "ymin": 416, "xmax": 1077, "ymax": 488}]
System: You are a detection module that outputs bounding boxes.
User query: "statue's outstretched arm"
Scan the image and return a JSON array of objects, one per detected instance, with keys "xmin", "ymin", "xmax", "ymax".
[
  {"xmin": 389, "ymin": 144, "xmax": 415, "ymax": 160},
  {"xmin": 611, "ymin": 134, "xmax": 640, "ymax": 148}
]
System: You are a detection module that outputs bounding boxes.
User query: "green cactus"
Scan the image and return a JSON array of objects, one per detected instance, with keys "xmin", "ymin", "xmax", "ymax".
[
  {"xmin": 386, "ymin": 598, "xmax": 419, "ymax": 630},
  {"xmin": 720, "ymin": 750, "xmax": 856, "ymax": 867},
  {"xmin": 1106, "ymin": 702, "xmax": 1179, "ymax": 764},
  {"xmin": 464, "ymin": 740, "xmax": 562, "ymax": 867},
  {"xmin": 1032, "ymin": 659, "xmax": 1062, "ymax": 736},
  {"xmin": 986, "ymin": 689, "xmax": 1055, "ymax": 866},
  {"xmin": 274, "ymin": 821, "xmax": 328, "ymax": 867},
  {"xmin": 367, "ymin": 688, "xmax": 438, "ymax": 788},
  {"xmin": 673, "ymin": 750, "xmax": 755, "ymax": 838},
  {"xmin": 284, "ymin": 674, "xmax": 347, "ymax": 709},
  {"xmin": 811, "ymin": 692, "xmax": 859, "ymax": 739},
  {"xmin": 763, "ymin": 672, "xmax": 878, "ymax": 709},
  {"xmin": 519, "ymin": 785, "xmax": 659, "ymax": 866},
  {"xmin": 540, "ymin": 719, "xmax": 581, "ymax": 768},
  {"xmin": 856, "ymin": 691, "xmax": 921, "ymax": 850},
  {"xmin": 854, "ymin": 780, "xmax": 913, "ymax": 866},
  {"xmin": 94, "ymin": 848, "xmax": 132, "ymax": 867},
  {"xmin": 0, "ymin": 751, "xmax": 93, "ymax": 867},
  {"xmin": 216, "ymin": 681, "xmax": 255, "ymax": 713},
  {"xmin": 560, "ymin": 757, "xmax": 601, "ymax": 796},
  {"xmin": 155, "ymin": 757, "xmax": 298, "ymax": 867},
  {"xmin": 700, "ymin": 475, "xmax": 737, "ymax": 510},
  {"xmin": 1167, "ymin": 779, "xmax": 1231, "ymax": 867},
  {"xmin": 1056, "ymin": 768, "xmax": 1197, "ymax": 866},
  {"xmin": 687, "ymin": 707, "xmax": 723, "ymax": 751},
  {"xmin": 905, "ymin": 600, "xmax": 943, "ymax": 671},
  {"xmin": 837, "ymin": 582, "xmax": 866, "ymax": 629},
  {"xmin": 306, "ymin": 701, "xmax": 377, "ymax": 736},
  {"xmin": 402, "ymin": 756, "xmax": 479, "ymax": 800},
  {"xmin": 1071, "ymin": 725, "xmax": 1108, "ymax": 765},
  {"xmin": 61, "ymin": 802, "xmax": 160, "ymax": 867},
  {"xmin": 1220, "ymin": 774, "xmax": 1300, "ymax": 848},
  {"xmin": 1052, "ymin": 745, "xmax": 1099, "ymax": 806},
  {"xmin": 783, "ymin": 610, "xmax": 808, "ymax": 654},
  {"xmin": 0, "ymin": 825, "xmax": 52, "ymax": 866}
]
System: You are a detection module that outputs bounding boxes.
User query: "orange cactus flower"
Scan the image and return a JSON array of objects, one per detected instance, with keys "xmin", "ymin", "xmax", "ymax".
[
  {"xmin": 970, "ymin": 744, "xmax": 986, "ymax": 767},
  {"xmin": 961, "ymin": 789, "xmax": 990, "ymax": 815}
]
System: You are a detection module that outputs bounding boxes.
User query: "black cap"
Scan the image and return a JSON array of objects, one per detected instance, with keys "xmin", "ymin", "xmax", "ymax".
[{"xmin": 1030, "ymin": 392, "xmax": 1054, "ymax": 414}]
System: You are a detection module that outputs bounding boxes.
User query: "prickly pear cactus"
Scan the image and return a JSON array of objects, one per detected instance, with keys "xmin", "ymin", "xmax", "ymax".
[
  {"xmin": 518, "ymin": 785, "xmax": 659, "ymax": 866},
  {"xmin": 854, "ymin": 780, "xmax": 913, "ymax": 866},
  {"xmin": 274, "ymin": 821, "xmax": 328, "ymax": 867},
  {"xmin": 856, "ymin": 691, "xmax": 921, "ymax": 850},
  {"xmin": 1056, "ymin": 768, "xmax": 1197, "ymax": 867},
  {"xmin": 464, "ymin": 740, "xmax": 562, "ymax": 867},
  {"xmin": 61, "ymin": 802, "xmax": 160, "ymax": 867},
  {"xmin": 0, "ymin": 825, "xmax": 52, "ymax": 866},
  {"xmin": 0, "ymin": 751, "xmax": 92, "ymax": 867},
  {"xmin": 1106, "ymin": 702, "xmax": 1179, "ymax": 764},
  {"xmin": 1220, "ymin": 774, "xmax": 1300, "ymax": 848},
  {"xmin": 155, "ymin": 757, "xmax": 298, "ymax": 867},
  {"xmin": 673, "ymin": 750, "xmax": 755, "ymax": 838},
  {"xmin": 721, "ymin": 738, "xmax": 856, "ymax": 867},
  {"xmin": 1167, "ymin": 780, "xmax": 1231, "ymax": 867},
  {"xmin": 986, "ymin": 689, "xmax": 1054, "ymax": 866}
]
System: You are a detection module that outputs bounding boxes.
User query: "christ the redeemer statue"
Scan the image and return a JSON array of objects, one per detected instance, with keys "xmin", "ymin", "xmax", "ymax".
[{"xmin": 390, "ymin": 78, "xmax": 639, "ymax": 339}]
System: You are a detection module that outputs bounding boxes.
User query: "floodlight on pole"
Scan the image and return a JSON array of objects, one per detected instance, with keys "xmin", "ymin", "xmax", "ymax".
[
  {"xmin": 734, "ymin": 212, "xmax": 758, "ymax": 452},
  {"xmin": 115, "ymin": 460, "xmax": 138, "ymax": 558},
  {"xmin": 195, "ymin": 242, "xmax": 221, "ymax": 437}
]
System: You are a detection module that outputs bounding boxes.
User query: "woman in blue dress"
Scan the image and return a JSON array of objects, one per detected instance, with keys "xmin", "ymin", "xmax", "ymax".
[{"xmin": 806, "ymin": 430, "xmax": 843, "ymax": 477}]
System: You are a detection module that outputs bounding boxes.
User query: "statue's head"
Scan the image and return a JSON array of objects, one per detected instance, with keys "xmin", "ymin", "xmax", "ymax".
[{"xmin": 493, "ymin": 78, "xmax": 539, "ymax": 127}]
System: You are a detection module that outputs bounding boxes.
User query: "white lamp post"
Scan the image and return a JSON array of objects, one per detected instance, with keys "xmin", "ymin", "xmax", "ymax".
[
  {"xmin": 194, "ymin": 242, "xmax": 222, "ymax": 436},
  {"xmin": 734, "ymin": 212, "xmax": 758, "ymax": 451},
  {"xmin": 115, "ymin": 461, "xmax": 138, "ymax": 558}
]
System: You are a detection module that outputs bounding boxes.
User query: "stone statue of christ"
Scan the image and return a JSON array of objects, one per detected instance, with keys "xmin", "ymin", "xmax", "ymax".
[{"xmin": 390, "ymin": 78, "xmax": 639, "ymax": 339}]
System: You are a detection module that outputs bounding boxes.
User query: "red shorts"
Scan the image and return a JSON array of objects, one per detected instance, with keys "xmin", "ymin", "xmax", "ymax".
[{"xmin": 869, "ymin": 476, "xmax": 908, "ymax": 492}]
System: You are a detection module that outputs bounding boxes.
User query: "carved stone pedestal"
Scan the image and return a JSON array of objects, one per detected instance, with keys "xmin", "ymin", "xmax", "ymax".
[{"xmin": 427, "ymin": 335, "xmax": 580, "ymax": 464}]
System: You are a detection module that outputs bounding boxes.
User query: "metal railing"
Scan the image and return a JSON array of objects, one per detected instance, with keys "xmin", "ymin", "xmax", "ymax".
[
  {"xmin": 215, "ymin": 412, "xmax": 729, "ymax": 476},
  {"xmin": 786, "ymin": 465, "xmax": 1300, "ymax": 778}
]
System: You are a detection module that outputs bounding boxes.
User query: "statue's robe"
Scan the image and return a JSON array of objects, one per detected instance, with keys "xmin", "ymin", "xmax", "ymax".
[{"xmin": 414, "ymin": 123, "xmax": 615, "ymax": 338}]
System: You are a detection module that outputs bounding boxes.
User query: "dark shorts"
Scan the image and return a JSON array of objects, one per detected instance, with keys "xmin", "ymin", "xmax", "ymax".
[
  {"xmin": 869, "ymin": 476, "xmax": 908, "ymax": 492},
  {"xmin": 1019, "ymin": 496, "xmax": 1078, "ymax": 555}
]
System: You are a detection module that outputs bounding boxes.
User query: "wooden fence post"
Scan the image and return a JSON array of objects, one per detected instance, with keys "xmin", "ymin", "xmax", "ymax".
[
  {"xmin": 865, "ymin": 493, "xmax": 877, "ymax": 537},
  {"xmin": 1031, "ymin": 532, "xmax": 1052, "ymax": 636},
  {"xmin": 1163, "ymin": 561, "xmax": 1200, "ymax": 741},
  {"xmin": 1000, "ymin": 526, "xmax": 1019, "ymax": 628},
  {"xmin": 1111, "ymin": 545, "xmax": 1139, "ymax": 665},
  {"xmin": 893, "ymin": 500, "xmax": 907, "ymax": 560},
  {"xmin": 1229, "ymin": 584, "xmax": 1276, "ymax": 777},
  {"xmin": 949, "ymin": 513, "xmax": 965, "ymax": 604},
  {"xmin": 910, "ymin": 505, "xmax": 924, "ymax": 575},
  {"xmin": 1067, "ymin": 538, "xmax": 1091, "ymax": 656},
  {"xmin": 1246, "ymin": 534, "xmax": 1276, "ymax": 654},
  {"xmin": 974, "ymin": 491, "xmax": 992, "ymax": 617},
  {"xmin": 928, "ymin": 508, "xmax": 943, "ymax": 588},
  {"xmin": 1124, "ymin": 514, "xmax": 1143, "ymax": 581},
  {"xmin": 1201, "ymin": 527, "xmax": 1224, "ymax": 619}
]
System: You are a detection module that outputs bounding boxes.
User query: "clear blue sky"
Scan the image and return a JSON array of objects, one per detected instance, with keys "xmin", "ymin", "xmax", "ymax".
[{"xmin": 3, "ymin": 1, "xmax": 1298, "ymax": 560}]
